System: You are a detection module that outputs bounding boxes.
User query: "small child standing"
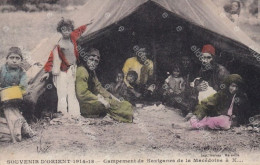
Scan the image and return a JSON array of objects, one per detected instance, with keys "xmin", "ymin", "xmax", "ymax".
[
  {"xmin": 163, "ymin": 64, "xmax": 191, "ymax": 115},
  {"xmin": 41, "ymin": 18, "xmax": 93, "ymax": 118},
  {"xmin": 163, "ymin": 64, "xmax": 185, "ymax": 98},
  {"xmin": 0, "ymin": 47, "xmax": 35, "ymax": 142}
]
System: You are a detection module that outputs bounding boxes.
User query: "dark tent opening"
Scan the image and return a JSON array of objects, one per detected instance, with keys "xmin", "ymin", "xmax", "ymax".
[{"xmin": 74, "ymin": 1, "xmax": 260, "ymax": 116}]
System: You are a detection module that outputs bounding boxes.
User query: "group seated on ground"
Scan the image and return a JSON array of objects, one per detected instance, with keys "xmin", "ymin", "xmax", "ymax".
[
  {"xmin": 0, "ymin": 18, "xmax": 255, "ymax": 143},
  {"xmin": 110, "ymin": 44, "xmax": 250, "ymax": 130}
]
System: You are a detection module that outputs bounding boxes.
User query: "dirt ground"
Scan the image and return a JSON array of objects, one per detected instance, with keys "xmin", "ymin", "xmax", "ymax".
[
  {"xmin": 0, "ymin": 104, "xmax": 259, "ymax": 160},
  {"xmin": 0, "ymin": 7, "xmax": 260, "ymax": 164}
]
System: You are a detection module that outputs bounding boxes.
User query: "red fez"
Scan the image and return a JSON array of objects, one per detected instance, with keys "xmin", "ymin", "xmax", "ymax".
[{"xmin": 202, "ymin": 44, "xmax": 215, "ymax": 56}]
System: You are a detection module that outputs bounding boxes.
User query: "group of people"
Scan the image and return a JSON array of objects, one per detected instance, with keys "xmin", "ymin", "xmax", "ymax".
[
  {"xmin": 41, "ymin": 19, "xmax": 134, "ymax": 123},
  {"xmin": 101, "ymin": 42, "xmax": 249, "ymax": 130},
  {"xmin": 0, "ymin": 17, "xmax": 250, "ymax": 142}
]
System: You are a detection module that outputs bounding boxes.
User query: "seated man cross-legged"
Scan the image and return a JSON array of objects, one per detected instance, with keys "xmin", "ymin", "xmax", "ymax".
[{"xmin": 75, "ymin": 48, "xmax": 133, "ymax": 123}]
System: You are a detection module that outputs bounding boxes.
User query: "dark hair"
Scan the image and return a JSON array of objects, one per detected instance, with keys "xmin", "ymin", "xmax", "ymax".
[
  {"xmin": 134, "ymin": 47, "xmax": 152, "ymax": 59},
  {"xmin": 86, "ymin": 48, "xmax": 100, "ymax": 58},
  {"xmin": 230, "ymin": 0, "xmax": 241, "ymax": 15},
  {"xmin": 194, "ymin": 78, "xmax": 204, "ymax": 87},
  {"xmin": 114, "ymin": 70, "xmax": 124, "ymax": 79},
  {"xmin": 56, "ymin": 18, "xmax": 74, "ymax": 33},
  {"xmin": 171, "ymin": 63, "xmax": 181, "ymax": 73},
  {"xmin": 127, "ymin": 70, "xmax": 138, "ymax": 82}
]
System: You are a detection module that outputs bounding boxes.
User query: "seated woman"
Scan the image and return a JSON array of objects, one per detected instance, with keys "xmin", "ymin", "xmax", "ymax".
[
  {"xmin": 75, "ymin": 48, "xmax": 133, "ymax": 123},
  {"xmin": 122, "ymin": 47, "xmax": 154, "ymax": 93},
  {"xmin": 190, "ymin": 74, "xmax": 249, "ymax": 130}
]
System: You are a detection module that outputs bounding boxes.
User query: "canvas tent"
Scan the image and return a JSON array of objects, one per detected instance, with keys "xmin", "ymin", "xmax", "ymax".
[{"xmin": 27, "ymin": 0, "xmax": 260, "ymax": 116}]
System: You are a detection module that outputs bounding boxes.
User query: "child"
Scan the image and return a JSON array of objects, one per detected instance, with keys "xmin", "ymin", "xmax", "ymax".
[
  {"xmin": 126, "ymin": 70, "xmax": 142, "ymax": 101},
  {"xmin": 41, "ymin": 18, "xmax": 93, "ymax": 118},
  {"xmin": 0, "ymin": 47, "xmax": 35, "ymax": 142},
  {"xmin": 75, "ymin": 48, "xmax": 133, "ymax": 123},
  {"xmin": 164, "ymin": 64, "xmax": 185, "ymax": 96},
  {"xmin": 109, "ymin": 70, "xmax": 141, "ymax": 103},
  {"xmin": 185, "ymin": 77, "xmax": 217, "ymax": 120},
  {"xmin": 225, "ymin": 0, "xmax": 240, "ymax": 25},
  {"xmin": 190, "ymin": 74, "xmax": 249, "ymax": 130},
  {"xmin": 191, "ymin": 77, "xmax": 217, "ymax": 104},
  {"xmin": 163, "ymin": 64, "xmax": 193, "ymax": 115},
  {"xmin": 108, "ymin": 71, "xmax": 128, "ymax": 99},
  {"xmin": 163, "ymin": 64, "xmax": 185, "ymax": 101}
]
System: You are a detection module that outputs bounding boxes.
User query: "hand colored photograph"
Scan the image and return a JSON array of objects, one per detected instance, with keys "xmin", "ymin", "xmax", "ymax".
[{"xmin": 0, "ymin": 0, "xmax": 259, "ymax": 165}]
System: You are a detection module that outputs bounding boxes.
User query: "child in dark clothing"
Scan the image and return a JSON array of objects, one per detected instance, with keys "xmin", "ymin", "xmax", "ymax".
[
  {"xmin": 126, "ymin": 71, "xmax": 142, "ymax": 100},
  {"xmin": 108, "ymin": 71, "xmax": 128, "ymax": 99},
  {"xmin": 109, "ymin": 70, "xmax": 141, "ymax": 103}
]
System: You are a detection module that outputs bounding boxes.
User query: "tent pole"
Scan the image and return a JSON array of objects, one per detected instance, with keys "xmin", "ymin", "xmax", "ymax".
[
  {"xmin": 151, "ymin": 7, "xmax": 157, "ymax": 84},
  {"xmin": 152, "ymin": 38, "xmax": 157, "ymax": 83}
]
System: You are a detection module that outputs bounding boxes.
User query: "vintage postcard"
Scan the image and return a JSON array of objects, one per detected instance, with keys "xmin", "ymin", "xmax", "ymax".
[{"xmin": 0, "ymin": 0, "xmax": 259, "ymax": 165}]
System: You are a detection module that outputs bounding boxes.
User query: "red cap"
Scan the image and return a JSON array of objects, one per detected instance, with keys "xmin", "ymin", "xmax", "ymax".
[{"xmin": 202, "ymin": 44, "xmax": 215, "ymax": 56}]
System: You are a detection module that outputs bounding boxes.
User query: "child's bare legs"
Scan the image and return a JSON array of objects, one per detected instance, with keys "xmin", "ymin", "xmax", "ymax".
[{"xmin": 4, "ymin": 107, "xmax": 35, "ymax": 142}]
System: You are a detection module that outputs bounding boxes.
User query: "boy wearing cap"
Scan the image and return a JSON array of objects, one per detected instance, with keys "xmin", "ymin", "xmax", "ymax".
[
  {"xmin": 76, "ymin": 48, "xmax": 133, "ymax": 123},
  {"xmin": 0, "ymin": 47, "xmax": 27, "ymax": 92},
  {"xmin": 41, "ymin": 18, "xmax": 93, "ymax": 118},
  {"xmin": 0, "ymin": 47, "xmax": 35, "ymax": 142}
]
